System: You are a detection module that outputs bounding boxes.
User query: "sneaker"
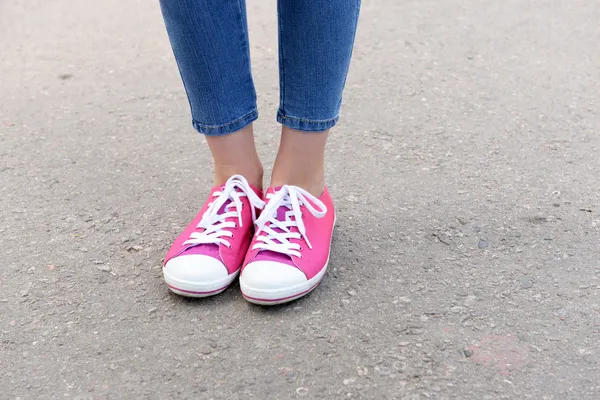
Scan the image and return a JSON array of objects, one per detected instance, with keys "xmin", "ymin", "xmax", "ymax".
[
  {"xmin": 163, "ymin": 175, "xmax": 265, "ymax": 297},
  {"xmin": 240, "ymin": 185, "xmax": 335, "ymax": 305}
]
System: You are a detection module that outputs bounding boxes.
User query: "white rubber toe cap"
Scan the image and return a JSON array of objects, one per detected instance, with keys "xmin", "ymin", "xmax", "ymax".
[
  {"xmin": 164, "ymin": 254, "xmax": 229, "ymax": 284},
  {"xmin": 240, "ymin": 260, "xmax": 307, "ymax": 290}
]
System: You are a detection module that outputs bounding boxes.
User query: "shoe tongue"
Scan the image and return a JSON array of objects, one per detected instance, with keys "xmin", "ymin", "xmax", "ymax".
[
  {"xmin": 213, "ymin": 184, "xmax": 234, "ymax": 215},
  {"xmin": 253, "ymin": 203, "xmax": 296, "ymax": 266},
  {"xmin": 276, "ymin": 203, "xmax": 288, "ymax": 221},
  {"xmin": 179, "ymin": 191, "xmax": 233, "ymax": 260},
  {"xmin": 217, "ymin": 199, "xmax": 231, "ymax": 215}
]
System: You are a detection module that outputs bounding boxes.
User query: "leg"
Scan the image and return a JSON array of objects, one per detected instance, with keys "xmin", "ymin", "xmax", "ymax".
[
  {"xmin": 159, "ymin": 0, "xmax": 262, "ymax": 188},
  {"xmin": 271, "ymin": 127, "xmax": 327, "ymax": 196},
  {"xmin": 160, "ymin": 0, "xmax": 265, "ymax": 298},
  {"xmin": 239, "ymin": 0, "xmax": 361, "ymax": 305},
  {"xmin": 271, "ymin": 0, "xmax": 361, "ymax": 195},
  {"xmin": 205, "ymin": 125, "xmax": 263, "ymax": 190}
]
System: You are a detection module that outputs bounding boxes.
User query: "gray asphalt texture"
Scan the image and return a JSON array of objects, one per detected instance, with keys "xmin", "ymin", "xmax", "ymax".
[{"xmin": 1, "ymin": 0, "xmax": 600, "ymax": 399}]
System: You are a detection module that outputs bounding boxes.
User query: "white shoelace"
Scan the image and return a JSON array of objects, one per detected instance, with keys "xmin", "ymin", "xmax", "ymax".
[
  {"xmin": 183, "ymin": 175, "xmax": 265, "ymax": 249},
  {"xmin": 253, "ymin": 185, "xmax": 327, "ymax": 258}
]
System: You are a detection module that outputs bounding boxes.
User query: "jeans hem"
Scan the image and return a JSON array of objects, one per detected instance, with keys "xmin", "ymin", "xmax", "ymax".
[
  {"xmin": 192, "ymin": 109, "xmax": 258, "ymax": 136},
  {"xmin": 276, "ymin": 110, "xmax": 338, "ymax": 132}
]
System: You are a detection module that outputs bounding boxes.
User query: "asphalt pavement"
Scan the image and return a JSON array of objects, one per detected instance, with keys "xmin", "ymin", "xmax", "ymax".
[{"xmin": 1, "ymin": 0, "xmax": 599, "ymax": 398}]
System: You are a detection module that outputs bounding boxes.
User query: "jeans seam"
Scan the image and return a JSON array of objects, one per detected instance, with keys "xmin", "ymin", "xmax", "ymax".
[
  {"xmin": 193, "ymin": 109, "xmax": 258, "ymax": 130},
  {"xmin": 235, "ymin": 0, "xmax": 256, "ymax": 106},
  {"xmin": 277, "ymin": 0, "xmax": 286, "ymax": 115},
  {"xmin": 278, "ymin": 112, "xmax": 339, "ymax": 124},
  {"xmin": 337, "ymin": 1, "xmax": 361, "ymax": 111}
]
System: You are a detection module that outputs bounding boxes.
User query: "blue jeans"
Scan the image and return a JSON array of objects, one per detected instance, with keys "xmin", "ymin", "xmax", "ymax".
[{"xmin": 159, "ymin": 0, "xmax": 361, "ymax": 135}]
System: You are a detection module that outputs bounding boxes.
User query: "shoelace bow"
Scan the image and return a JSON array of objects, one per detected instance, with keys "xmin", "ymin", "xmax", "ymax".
[
  {"xmin": 253, "ymin": 185, "xmax": 327, "ymax": 258},
  {"xmin": 183, "ymin": 175, "xmax": 265, "ymax": 248}
]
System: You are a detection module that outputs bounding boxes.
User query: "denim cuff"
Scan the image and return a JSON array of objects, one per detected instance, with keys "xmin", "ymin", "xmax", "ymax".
[
  {"xmin": 192, "ymin": 109, "xmax": 258, "ymax": 136},
  {"xmin": 276, "ymin": 110, "xmax": 338, "ymax": 132}
]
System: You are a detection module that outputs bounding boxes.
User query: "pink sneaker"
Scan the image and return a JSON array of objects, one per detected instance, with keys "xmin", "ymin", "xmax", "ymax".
[
  {"xmin": 240, "ymin": 185, "xmax": 335, "ymax": 305},
  {"xmin": 163, "ymin": 175, "xmax": 265, "ymax": 297}
]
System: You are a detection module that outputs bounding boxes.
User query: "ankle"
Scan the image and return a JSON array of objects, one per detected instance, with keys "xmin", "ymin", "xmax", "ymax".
[
  {"xmin": 206, "ymin": 124, "xmax": 263, "ymax": 189},
  {"xmin": 270, "ymin": 172, "xmax": 325, "ymax": 197},
  {"xmin": 215, "ymin": 162, "xmax": 263, "ymax": 190},
  {"xmin": 270, "ymin": 127, "xmax": 328, "ymax": 196}
]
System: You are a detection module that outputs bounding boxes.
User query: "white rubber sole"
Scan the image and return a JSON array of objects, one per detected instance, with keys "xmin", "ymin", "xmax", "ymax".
[
  {"xmin": 240, "ymin": 220, "xmax": 335, "ymax": 306},
  {"xmin": 240, "ymin": 262, "xmax": 329, "ymax": 305},
  {"xmin": 163, "ymin": 269, "xmax": 238, "ymax": 298}
]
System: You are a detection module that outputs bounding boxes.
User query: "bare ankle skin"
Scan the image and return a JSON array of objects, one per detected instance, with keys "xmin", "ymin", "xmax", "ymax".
[
  {"xmin": 205, "ymin": 124, "xmax": 264, "ymax": 189},
  {"xmin": 270, "ymin": 126, "xmax": 328, "ymax": 197}
]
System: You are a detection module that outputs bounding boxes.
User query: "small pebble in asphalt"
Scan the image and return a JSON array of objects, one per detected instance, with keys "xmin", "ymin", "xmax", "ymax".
[
  {"xmin": 477, "ymin": 239, "xmax": 489, "ymax": 249},
  {"xmin": 463, "ymin": 349, "xmax": 473, "ymax": 358},
  {"xmin": 520, "ymin": 279, "xmax": 533, "ymax": 289}
]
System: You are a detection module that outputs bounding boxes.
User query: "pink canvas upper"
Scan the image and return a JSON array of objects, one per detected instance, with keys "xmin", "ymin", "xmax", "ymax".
[
  {"xmin": 243, "ymin": 186, "xmax": 335, "ymax": 280},
  {"xmin": 164, "ymin": 183, "xmax": 263, "ymax": 275}
]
